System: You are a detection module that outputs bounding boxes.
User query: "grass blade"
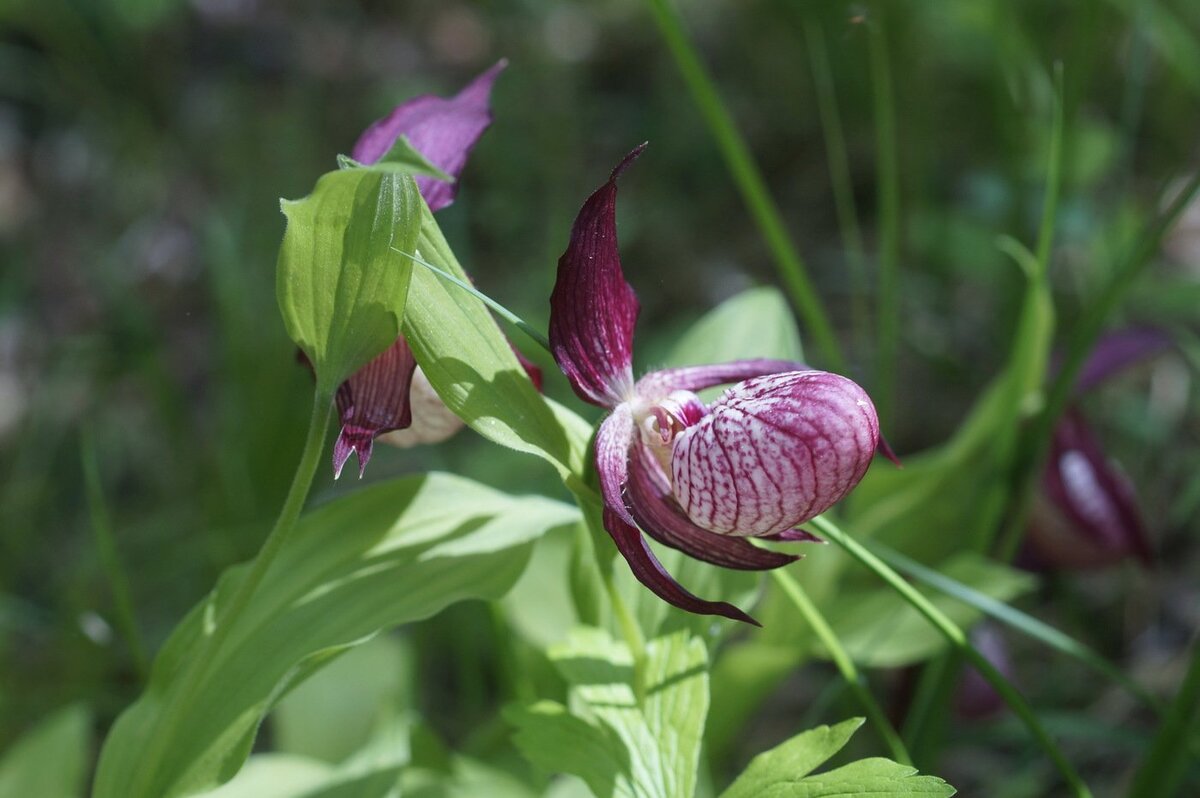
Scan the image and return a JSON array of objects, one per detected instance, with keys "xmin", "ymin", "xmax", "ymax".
[
  {"xmin": 811, "ymin": 515, "xmax": 1094, "ymax": 798},
  {"xmin": 771, "ymin": 568, "xmax": 912, "ymax": 765},
  {"xmin": 1128, "ymin": 639, "xmax": 1200, "ymax": 798},
  {"xmin": 644, "ymin": 0, "xmax": 845, "ymax": 372}
]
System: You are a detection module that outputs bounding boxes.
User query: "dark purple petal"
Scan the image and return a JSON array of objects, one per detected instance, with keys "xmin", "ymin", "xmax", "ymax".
[
  {"xmin": 671, "ymin": 371, "xmax": 879, "ymax": 536},
  {"xmin": 377, "ymin": 366, "xmax": 464, "ymax": 448},
  {"xmin": 602, "ymin": 506, "xmax": 759, "ymax": 626},
  {"xmin": 626, "ymin": 441, "xmax": 798, "ymax": 570},
  {"xmin": 1066, "ymin": 327, "xmax": 1172, "ymax": 394},
  {"xmin": 1028, "ymin": 409, "xmax": 1152, "ymax": 568},
  {"xmin": 351, "ymin": 60, "xmax": 506, "ymax": 211},
  {"xmin": 332, "ymin": 337, "xmax": 419, "ymax": 478},
  {"xmin": 635, "ymin": 359, "xmax": 805, "ymax": 399},
  {"xmin": 549, "ymin": 146, "xmax": 645, "ymax": 407}
]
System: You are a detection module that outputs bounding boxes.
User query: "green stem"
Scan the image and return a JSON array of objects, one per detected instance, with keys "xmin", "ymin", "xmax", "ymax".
[
  {"xmin": 805, "ymin": 19, "xmax": 870, "ymax": 360},
  {"xmin": 1128, "ymin": 638, "xmax": 1200, "ymax": 798},
  {"xmin": 81, "ymin": 428, "xmax": 148, "ymax": 679},
  {"xmin": 396, "ymin": 248, "xmax": 552, "ymax": 353},
  {"xmin": 644, "ymin": 0, "xmax": 846, "ymax": 372},
  {"xmin": 130, "ymin": 390, "xmax": 333, "ymax": 796},
  {"xmin": 997, "ymin": 167, "xmax": 1200, "ymax": 561},
  {"xmin": 869, "ymin": 1, "xmax": 902, "ymax": 428},
  {"xmin": 811, "ymin": 516, "xmax": 1094, "ymax": 798},
  {"xmin": 771, "ymin": 568, "xmax": 911, "ymax": 765}
]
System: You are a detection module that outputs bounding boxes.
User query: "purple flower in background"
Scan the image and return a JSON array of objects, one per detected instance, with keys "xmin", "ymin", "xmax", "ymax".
[
  {"xmin": 330, "ymin": 61, "xmax": 509, "ymax": 478},
  {"xmin": 1025, "ymin": 328, "xmax": 1171, "ymax": 569},
  {"xmin": 550, "ymin": 146, "xmax": 882, "ymax": 624}
]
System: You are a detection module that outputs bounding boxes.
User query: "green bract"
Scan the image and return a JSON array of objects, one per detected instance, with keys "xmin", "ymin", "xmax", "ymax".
[{"xmin": 276, "ymin": 166, "xmax": 422, "ymax": 396}]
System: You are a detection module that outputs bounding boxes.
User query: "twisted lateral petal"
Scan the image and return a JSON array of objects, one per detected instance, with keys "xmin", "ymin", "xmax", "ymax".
[
  {"xmin": 351, "ymin": 60, "xmax": 506, "ymax": 211},
  {"xmin": 595, "ymin": 405, "xmax": 637, "ymax": 527},
  {"xmin": 549, "ymin": 146, "xmax": 645, "ymax": 406},
  {"xmin": 672, "ymin": 371, "xmax": 879, "ymax": 537},
  {"xmin": 1032, "ymin": 410, "xmax": 1151, "ymax": 567},
  {"xmin": 627, "ymin": 441, "xmax": 798, "ymax": 571},
  {"xmin": 635, "ymin": 359, "xmax": 805, "ymax": 398},
  {"xmin": 602, "ymin": 507, "xmax": 759, "ymax": 626},
  {"xmin": 333, "ymin": 337, "xmax": 419, "ymax": 478}
]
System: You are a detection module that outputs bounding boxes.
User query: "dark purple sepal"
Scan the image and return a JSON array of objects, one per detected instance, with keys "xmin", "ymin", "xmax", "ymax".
[
  {"xmin": 332, "ymin": 337, "xmax": 419, "ymax": 479},
  {"xmin": 627, "ymin": 442, "xmax": 799, "ymax": 571},
  {"xmin": 761, "ymin": 529, "xmax": 825, "ymax": 544},
  {"xmin": 595, "ymin": 406, "xmax": 637, "ymax": 527},
  {"xmin": 1072, "ymin": 327, "xmax": 1172, "ymax": 394},
  {"xmin": 602, "ymin": 507, "xmax": 760, "ymax": 626},
  {"xmin": 351, "ymin": 60, "xmax": 506, "ymax": 212},
  {"xmin": 635, "ymin": 359, "xmax": 805, "ymax": 399},
  {"xmin": 511, "ymin": 342, "xmax": 544, "ymax": 392},
  {"xmin": 549, "ymin": 146, "xmax": 646, "ymax": 407},
  {"xmin": 1032, "ymin": 409, "xmax": 1152, "ymax": 568},
  {"xmin": 877, "ymin": 435, "xmax": 902, "ymax": 467}
]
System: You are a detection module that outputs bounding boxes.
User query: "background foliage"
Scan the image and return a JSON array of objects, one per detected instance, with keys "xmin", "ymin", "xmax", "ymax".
[{"xmin": 1, "ymin": 0, "xmax": 1198, "ymax": 795}]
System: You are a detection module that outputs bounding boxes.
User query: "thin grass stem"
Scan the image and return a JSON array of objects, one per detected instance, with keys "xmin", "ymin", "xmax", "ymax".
[
  {"xmin": 811, "ymin": 515, "xmax": 1094, "ymax": 798},
  {"xmin": 1128, "ymin": 638, "xmax": 1200, "ymax": 798},
  {"xmin": 80, "ymin": 428, "xmax": 148, "ymax": 679},
  {"xmin": 644, "ymin": 0, "xmax": 846, "ymax": 372},
  {"xmin": 869, "ymin": 2, "xmax": 901, "ymax": 427},
  {"xmin": 805, "ymin": 19, "xmax": 870, "ymax": 359},
  {"xmin": 771, "ymin": 568, "xmax": 911, "ymax": 764}
]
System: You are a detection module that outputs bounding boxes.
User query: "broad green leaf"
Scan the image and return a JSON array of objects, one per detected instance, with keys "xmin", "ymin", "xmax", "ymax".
[
  {"xmin": 271, "ymin": 635, "xmax": 413, "ymax": 764},
  {"xmin": 0, "ymin": 704, "xmax": 90, "ymax": 798},
  {"xmin": 401, "ymin": 206, "xmax": 591, "ymax": 481},
  {"xmin": 720, "ymin": 718, "xmax": 955, "ymax": 798},
  {"xmin": 94, "ymin": 474, "xmax": 579, "ymax": 798},
  {"xmin": 824, "ymin": 553, "xmax": 1034, "ymax": 668},
  {"xmin": 508, "ymin": 629, "xmax": 709, "ymax": 798},
  {"xmin": 668, "ymin": 286, "xmax": 804, "ymax": 367},
  {"xmin": 844, "ymin": 232, "xmax": 1054, "ymax": 562},
  {"xmin": 197, "ymin": 714, "xmax": 410, "ymax": 798},
  {"xmin": 276, "ymin": 167, "xmax": 421, "ymax": 395}
]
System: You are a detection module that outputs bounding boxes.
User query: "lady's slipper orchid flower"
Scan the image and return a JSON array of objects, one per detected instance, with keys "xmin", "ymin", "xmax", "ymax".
[
  {"xmin": 1025, "ymin": 328, "xmax": 1171, "ymax": 569},
  {"xmin": 550, "ymin": 145, "xmax": 882, "ymax": 624},
  {"xmin": 330, "ymin": 61, "xmax": 511, "ymax": 478}
]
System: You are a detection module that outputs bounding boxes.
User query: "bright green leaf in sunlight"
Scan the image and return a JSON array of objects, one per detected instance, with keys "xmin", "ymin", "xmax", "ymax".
[
  {"xmin": 276, "ymin": 166, "xmax": 421, "ymax": 395},
  {"xmin": 336, "ymin": 134, "xmax": 453, "ymax": 182},
  {"xmin": 94, "ymin": 474, "xmax": 579, "ymax": 798},
  {"xmin": 507, "ymin": 628, "xmax": 708, "ymax": 798},
  {"xmin": 0, "ymin": 704, "xmax": 90, "ymax": 798},
  {"xmin": 402, "ymin": 204, "xmax": 592, "ymax": 481},
  {"xmin": 720, "ymin": 718, "xmax": 955, "ymax": 798},
  {"xmin": 668, "ymin": 286, "xmax": 804, "ymax": 369}
]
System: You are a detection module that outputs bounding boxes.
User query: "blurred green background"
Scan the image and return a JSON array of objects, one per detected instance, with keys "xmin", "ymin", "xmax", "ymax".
[{"xmin": 2, "ymin": 0, "xmax": 1198, "ymax": 793}]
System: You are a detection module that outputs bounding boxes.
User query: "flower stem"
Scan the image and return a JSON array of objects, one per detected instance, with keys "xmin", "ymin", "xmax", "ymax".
[
  {"xmin": 811, "ymin": 515, "xmax": 1094, "ymax": 798},
  {"xmin": 771, "ymin": 568, "xmax": 911, "ymax": 765},
  {"xmin": 644, "ymin": 0, "xmax": 846, "ymax": 373},
  {"xmin": 129, "ymin": 389, "xmax": 333, "ymax": 797}
]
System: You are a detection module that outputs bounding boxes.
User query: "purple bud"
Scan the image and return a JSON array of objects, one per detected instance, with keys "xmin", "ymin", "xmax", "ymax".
[
  {"xmin": 332, "ymin": 337, "xmax": 419, "ymax": 479},
  {"xmin": 352, "ymin": 60, "xmax": 506, "ymax": 212}
]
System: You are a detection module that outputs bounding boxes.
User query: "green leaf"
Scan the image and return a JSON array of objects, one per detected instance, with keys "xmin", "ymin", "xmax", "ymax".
[
  {"xmin": 271, "ymin": 635, "xmax": 413, "ymax": 764},
  {"xmin": 337, "ymin": 135, "xmax": 453, "ymax": 182},
  {"xmin": 721, "ymin": 718, "xmax": 955, "ymax": 798},
  {"xmin": 0, "ymin": 704, "xmax": 91, "ymax": 798},
  {"xmin": 401, "ymin": 206, "xmax": 591, "ymax": 480},
  {"xmin": 94, "ymin": 474, "xmax": 579, "ymax": 798},
  {"xmin": 668, "ymin": 286, "xmax": 804, "ymax": 367},
  {"xmin": 825, "ymin": 553, "xmax": 1034, "ymax": 667},
  {"xmin": 508, "ymin": 628, "xmax": 709, "ymax": 798},
  {"xmin": 276, "ymin": 168, "xmax": 421, "ymax": 395}
]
